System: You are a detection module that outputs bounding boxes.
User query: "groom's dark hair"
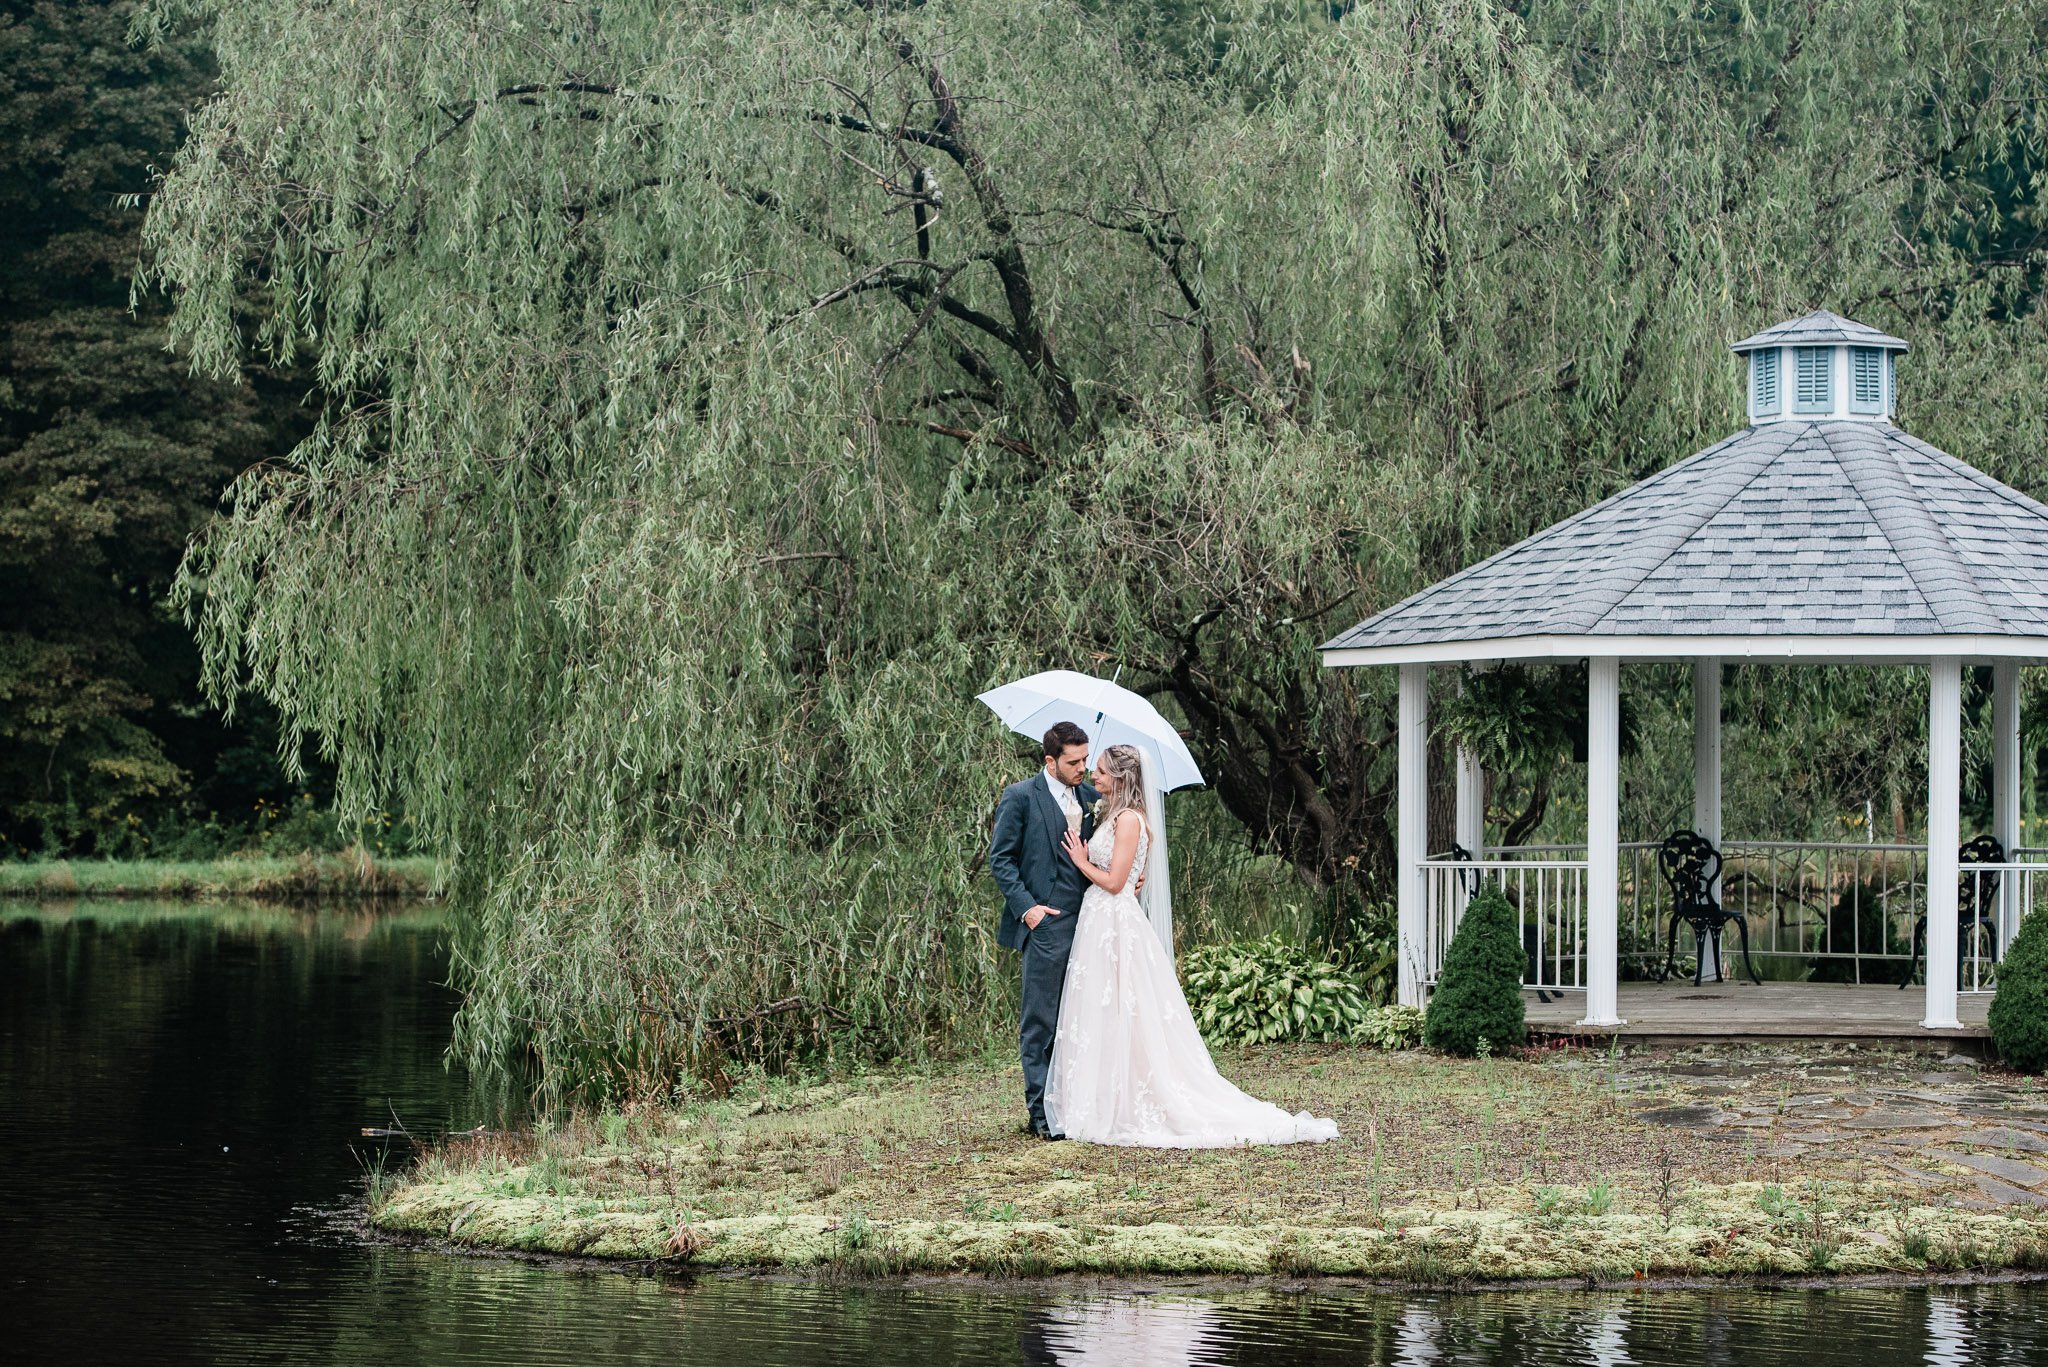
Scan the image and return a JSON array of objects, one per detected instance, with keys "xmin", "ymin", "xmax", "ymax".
[{"xmin": 1041, "ymin": 721, "xmax": 1089, "ymax": 759}]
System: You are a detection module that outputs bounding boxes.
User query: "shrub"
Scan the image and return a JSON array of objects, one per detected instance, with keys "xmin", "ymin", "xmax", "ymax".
[
  {"xmin": 1185, "ymin": 935, "xmax": 1381, "ymax": 1046},
  {"xmin": 1422, "ymin": 882, "xmax": 1527, "ymax": 1056},
  {"xmin": 1809, "ymin": 878, "xmax": 1907, "ymax": 985},
  {"xmin": 1990, "ymin": 909, "xmax": 2048, "ymax": 1072}
]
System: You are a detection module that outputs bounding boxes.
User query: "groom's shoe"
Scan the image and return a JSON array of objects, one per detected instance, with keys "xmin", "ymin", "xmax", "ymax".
[{"xmin": 1031, "ymin": 1122, "xmax": 1065, "ymax": 1142}]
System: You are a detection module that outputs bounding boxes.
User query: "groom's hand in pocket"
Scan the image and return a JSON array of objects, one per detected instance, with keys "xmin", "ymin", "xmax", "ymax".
[{"xmin": 1023, "ymin": 905, "xmax": 1061, "ymax": 931}]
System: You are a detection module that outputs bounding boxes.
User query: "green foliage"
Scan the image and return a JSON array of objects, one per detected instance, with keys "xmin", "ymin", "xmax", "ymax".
[
  {"xmin": 0, "ymin": 0, "xmax": 314, "ymax": 854},
  {"xmin": 1437, "ymin": 662, "xmax": 1639, "ymax": 844},
  {"xmin": 1185, "ymin": 934, "xmax": 1376, "ymax": 1044},
  {"xmin": 1182, "ymin": 935, "xmax": 1423, "ymax": 1048},
  {"xmin": 134, "ymin": 0, "xmax": 2048, "ymax": 1101},
  {"xmin": 1989, "ymin": 910, "xmax": 2048, "ymax": 1073},
  {"xmin": 1438, "ymin": 663, "xmax": 1640, "ymax": 777},
  {"xmin": 1358, "ymin": 1003, "xmax": 1427, "ymax": 1051},
  {"xmin": 1423, "ymin": 883, "xmax": 1527, "ymax": 1057},
  {"xmin": 1808, "ymin": 878, "xmax": 1908, "ymax": 985}
]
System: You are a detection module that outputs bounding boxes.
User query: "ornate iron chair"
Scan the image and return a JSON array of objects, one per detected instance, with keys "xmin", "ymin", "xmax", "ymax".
[
  {"xmin": 1902, "ymin": 835, "xmax": 2004, "ymax": 988},
  {"xmin": 1657, "ymin": 830, "xmax": 1760, "ymax": 986}
]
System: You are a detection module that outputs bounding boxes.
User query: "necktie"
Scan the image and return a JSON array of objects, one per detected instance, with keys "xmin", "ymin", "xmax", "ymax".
[{"xmin": 1060, "ymin": 785, "xmax": 1082, "ymax": 835}]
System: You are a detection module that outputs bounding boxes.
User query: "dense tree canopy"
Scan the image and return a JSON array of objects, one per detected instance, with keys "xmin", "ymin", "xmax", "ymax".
[
  {"xmin": 140, "ymin": 0, "xmax": 2048, "ymax": 1100},
  {"xmin": 0, "ymin": 0, "xmax": 313, "ymax": 854}
]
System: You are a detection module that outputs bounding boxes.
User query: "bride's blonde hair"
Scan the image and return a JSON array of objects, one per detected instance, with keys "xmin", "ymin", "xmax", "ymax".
[{"xmin": 1092, "ymin": 744, "xmax": 1148, "ymax": 834}]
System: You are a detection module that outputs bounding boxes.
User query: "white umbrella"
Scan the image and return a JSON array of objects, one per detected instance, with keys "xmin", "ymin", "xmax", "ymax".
[
  {"xmin": 977, "ymin": 669, "xmax": 1203, "ymax": 953},
  {"xmin": 975, "ymin": 669, "xmax": 1204, "ymax": 791}
]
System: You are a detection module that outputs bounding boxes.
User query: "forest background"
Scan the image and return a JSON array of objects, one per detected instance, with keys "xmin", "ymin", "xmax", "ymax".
[{"xmin": 12, "ymin": 0, "xmax": 2048, "ymax": 1102}]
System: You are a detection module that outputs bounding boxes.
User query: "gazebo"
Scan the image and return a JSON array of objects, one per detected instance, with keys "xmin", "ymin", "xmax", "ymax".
[{"xmin": 1321, "ymin": 311, "xmax": 2048, "ymax": 1035}]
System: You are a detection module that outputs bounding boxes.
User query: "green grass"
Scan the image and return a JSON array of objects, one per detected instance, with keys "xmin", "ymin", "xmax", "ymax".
[
  {"xmin": 0, "ymin": 852, "xmax": 440, "ymax": 901},
  {"xmin": 0, "ymin": 897, "xmax": 450, "ymax": 935}
]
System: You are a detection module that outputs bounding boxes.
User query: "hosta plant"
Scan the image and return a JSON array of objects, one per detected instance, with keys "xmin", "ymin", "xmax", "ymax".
[{"xmin": 1184, "ymin": 936, "xmax": 1421, "ymax": 1048}]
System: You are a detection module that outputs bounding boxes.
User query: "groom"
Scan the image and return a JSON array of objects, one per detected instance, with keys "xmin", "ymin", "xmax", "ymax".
[{"xmin": 988, "ymin": 720, "xmax": 1097, "ymax": 1141}]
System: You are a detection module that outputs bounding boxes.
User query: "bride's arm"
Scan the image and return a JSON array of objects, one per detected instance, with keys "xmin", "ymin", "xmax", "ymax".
[{"xmin": 1061, "ymin": 811, "xmax": 1143, "ymax": 894}]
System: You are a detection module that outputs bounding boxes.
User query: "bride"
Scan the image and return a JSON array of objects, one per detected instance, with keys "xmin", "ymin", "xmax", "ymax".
[{"xmin": 1044, "ymin": 743, "xmax": 1339, "ymax": 1148}]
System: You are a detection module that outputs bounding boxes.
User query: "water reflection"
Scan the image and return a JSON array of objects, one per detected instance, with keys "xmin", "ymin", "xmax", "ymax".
[
  {"xmin": 1005, "ymin": 1288, "xmax": 2048, "ymax": 1366},
  {"xmin": 1021, "ymin": 1297, "xmax": 1226, "ymax": 1365},
  {"xmin": 5, "ymin": 902, "xmax": 2048, "ymax": 1365},
  {"xmin": 1927, "ymin": 1294, "xmax": 1968, "ymax": 1367}
]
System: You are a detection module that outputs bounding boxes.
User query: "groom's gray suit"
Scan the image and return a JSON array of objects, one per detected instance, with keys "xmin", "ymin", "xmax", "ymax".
[{"xmin": 988, "ymin": 771, "xmax": 1098, "ymax": 1134}]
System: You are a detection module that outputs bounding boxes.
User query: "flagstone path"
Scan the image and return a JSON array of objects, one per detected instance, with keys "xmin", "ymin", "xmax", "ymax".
[{"xmin": 1551, "ymin": 1043, "xmax": 2048, "ymax": 1210}]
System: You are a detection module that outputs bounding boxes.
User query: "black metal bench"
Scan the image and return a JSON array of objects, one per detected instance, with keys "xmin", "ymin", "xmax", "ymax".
[{"xmin": 1657, "ymin": 829, "xmax": 1760, "ymax": 986}]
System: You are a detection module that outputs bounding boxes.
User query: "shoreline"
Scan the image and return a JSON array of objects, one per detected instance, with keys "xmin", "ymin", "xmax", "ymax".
[
  {"xmin": 364, "ymin": 1220, "xmax": 2048, "ymax": 1294},
  {"xmin": 0, "ymin": 853, "xmax": 440, "ymax": 901},
  {"xmin": 370, "ymin": 1183, "xmax": 2048, "ymax": 1283},
  {"xmin": 368, "ymin": 1042, "xmax": 2048, "ymax": 1284}
]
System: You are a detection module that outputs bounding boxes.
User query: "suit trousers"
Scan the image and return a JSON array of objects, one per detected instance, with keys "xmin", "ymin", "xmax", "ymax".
[{"xmin": 1018, "ymin": 908, "xmax": 1079, "ymax": 1130}]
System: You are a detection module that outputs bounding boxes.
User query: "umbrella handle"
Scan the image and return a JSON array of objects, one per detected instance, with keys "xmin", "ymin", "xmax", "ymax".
[{"xmin": 1097, "ymin": 664, "xmax": 1123, "ymax": 726}]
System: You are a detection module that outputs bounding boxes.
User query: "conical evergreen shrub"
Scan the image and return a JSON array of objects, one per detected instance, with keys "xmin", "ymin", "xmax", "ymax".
[
  {"xmin": 1990, "ymin": 910, "xmax": 2048, "ymax": 1073},
  {"xmin": 1423, "ymin": 882, "xmax": 1528, "ymax": 1056}
]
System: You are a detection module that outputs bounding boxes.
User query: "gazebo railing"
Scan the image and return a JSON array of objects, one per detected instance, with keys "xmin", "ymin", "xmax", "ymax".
[
  {"xmin": 1421, "ymin": 857, "xmax": 1587, "ymax": 991},
  {"xmin": 1426, "ymin": 839, "xmax": 2046, "ymax": 993}
]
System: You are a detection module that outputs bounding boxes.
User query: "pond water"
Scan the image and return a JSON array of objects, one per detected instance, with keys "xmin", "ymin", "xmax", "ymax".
[{"xmin": 3, "ymin": 900, "xmax": 2045, "ymax": 1365}]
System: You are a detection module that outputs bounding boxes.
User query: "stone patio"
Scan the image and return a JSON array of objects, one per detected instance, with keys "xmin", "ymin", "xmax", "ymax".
[{"xmin": 1547, "ymin": 1039, "xmax": 2048, "ymax": 1212}]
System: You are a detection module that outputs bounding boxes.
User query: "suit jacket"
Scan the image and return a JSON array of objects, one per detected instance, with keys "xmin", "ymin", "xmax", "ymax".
[{"xmin": 988, "ymin": 773, "xmax": 1099, "ymax": 951}]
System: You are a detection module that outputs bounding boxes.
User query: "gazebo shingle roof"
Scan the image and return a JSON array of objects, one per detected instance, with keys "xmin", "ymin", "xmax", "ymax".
[
  {"xmin": 1321, "ymin": 421, "xmax": 2048, "ymax": 653},
  {"xmin": 1729, "ymin": 309, "xmax": 1909, "ymax": 353}
]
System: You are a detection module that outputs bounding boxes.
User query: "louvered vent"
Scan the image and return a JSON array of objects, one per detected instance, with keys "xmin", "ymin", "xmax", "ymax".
[
  {"xmin": 1851, "ymin": 347, "xmax": 1884, "ymax": 414},
  {"xmin": 1794, "ymin": 347, "xmax": 1832, "ymax": 413},
  {"xmin": 1751, "ymin": 348, "xmax": 1781, "ymax": 416}
]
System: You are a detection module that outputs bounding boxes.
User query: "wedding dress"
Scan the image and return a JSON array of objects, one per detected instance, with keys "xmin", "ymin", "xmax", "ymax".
[{"xmin": 1043, "ymin": 815, "xmax": 1340, "ymax": 1147}]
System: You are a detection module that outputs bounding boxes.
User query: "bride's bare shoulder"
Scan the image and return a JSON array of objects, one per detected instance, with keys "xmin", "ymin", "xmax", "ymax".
[{"xmin": 1114, "ymin": 809, "xmax": 1146, "ymax": 833}]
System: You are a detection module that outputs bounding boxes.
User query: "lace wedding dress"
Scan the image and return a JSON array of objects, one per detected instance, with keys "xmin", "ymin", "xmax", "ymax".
[{"xmin": 1043, "ymin": 816, "xmax": 1340, "ymax": 1148}]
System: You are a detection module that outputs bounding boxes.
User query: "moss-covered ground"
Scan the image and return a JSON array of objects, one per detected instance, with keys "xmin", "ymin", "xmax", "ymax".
[{"xmin": 372, "ymin": 1042, "xmax": 2048, "ymax": 1282}]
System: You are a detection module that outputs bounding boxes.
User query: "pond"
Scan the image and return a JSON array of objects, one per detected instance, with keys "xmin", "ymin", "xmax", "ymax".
[{"xmin": 3, "ymin": 899, "xmax": 2044, "ymax": 1364}]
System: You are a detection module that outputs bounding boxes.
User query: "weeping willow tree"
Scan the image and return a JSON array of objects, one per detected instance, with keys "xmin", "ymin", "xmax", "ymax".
[{"xmin": 138, "ymin": 0, "xmax": 2048, "ymax": 1100}]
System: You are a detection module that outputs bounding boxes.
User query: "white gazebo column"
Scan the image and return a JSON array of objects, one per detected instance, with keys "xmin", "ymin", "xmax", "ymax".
[
  {"xmin": 1583, "ymin": 657, "xmax": 1624, "ymax": 1027},
  {"xmin": 1694, "ymin": 657, "xmax": 1723, "ymax": 979},
  {"xmin": 1924, "ymin": 658, "xmax": 1964, "ymax": 1030},
  {"xmin": 1693, "ymin": 658, "xmax": 1722, "ymax": 849},
  {"xmin": 1455, "ymin": 744, "xmax": 1485, "ymax": 862},
  {"xmin": 1397, "ymin": 663, "xmax": 1430, "ymax": 1009},
  {"xmin": 1993, "ymin": 661, "xmax": 2021, "ymax": 946}
]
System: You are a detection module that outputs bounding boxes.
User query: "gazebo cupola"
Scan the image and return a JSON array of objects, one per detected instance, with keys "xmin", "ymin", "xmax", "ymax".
[{"xmin": 1733, "ymin": 308, "xmax": 1909, "ymax": 426}]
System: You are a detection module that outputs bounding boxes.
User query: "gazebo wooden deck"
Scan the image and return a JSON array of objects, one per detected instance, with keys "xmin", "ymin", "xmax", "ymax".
[
  {"xmin": 1522, "ymin": 983, "xmax": 1991, "ymax": 1048},
  {"xmin": 1322, "ymin": 311, "xmax": 2048, "ymax": 1038}
]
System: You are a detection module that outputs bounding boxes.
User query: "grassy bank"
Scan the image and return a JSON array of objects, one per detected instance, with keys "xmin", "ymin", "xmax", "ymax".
[
  {"xmin": 0, "ymin": 852, "xmax": 439, "ymax": 900},
  {"xmin": 371, "ymin": 1044, "xmax": 2048, "ymax": 1282}
]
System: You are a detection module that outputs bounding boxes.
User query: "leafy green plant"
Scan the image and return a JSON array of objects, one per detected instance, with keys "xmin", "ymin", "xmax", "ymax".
[
  {"xmin": 1184, "ymin": 935, "xmax": 1374, "ymax": 1045},
  {"xmin": 1359, "ymin": 1004, "xmax": 1427, "ymax": 1050},
  {"xmin": 1422, "ymin": 884, "xmax": 1528, "ymax": 1057},
  {"xmin": 1184, "ymin": 938, "xmax": 1424, "ymax": 1047},
  {"xmin": 1990, "ymin": 910, "xmax": 2048, "ymax": 1072}
]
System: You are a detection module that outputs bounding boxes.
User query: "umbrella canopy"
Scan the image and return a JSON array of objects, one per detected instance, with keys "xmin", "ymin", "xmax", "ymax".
[{"xmin": 976, "ymin": 669, "xmax": 1205, "ymax": 791}]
